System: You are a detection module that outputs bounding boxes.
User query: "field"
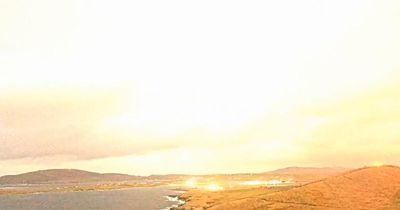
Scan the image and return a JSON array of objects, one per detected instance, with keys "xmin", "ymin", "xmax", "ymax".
[{"xmin": 177, "ymin": 166, "xmax": 400, "ymax": 210}]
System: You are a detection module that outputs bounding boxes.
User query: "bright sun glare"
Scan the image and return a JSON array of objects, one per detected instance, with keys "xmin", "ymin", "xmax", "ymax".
[
  {"xmin": 185, "ymin": 178, "xmax": 198, "ymax": 188},
  {"xmin": 372, "ymin": 161, "xmax": 385, "ymax": 167},
  {"xmin": 206, "ymin": 184, "xmax": 224, "ymax": 191}
]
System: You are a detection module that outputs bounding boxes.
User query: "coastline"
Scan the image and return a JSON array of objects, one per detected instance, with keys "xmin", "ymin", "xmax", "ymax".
[
  {"xmin": 0, "ymin": 183, "xmax": 162, "ymax": 196},
  {"xmin": 162, "ymin": 189, "xmax": 187, "ymax": 210}
]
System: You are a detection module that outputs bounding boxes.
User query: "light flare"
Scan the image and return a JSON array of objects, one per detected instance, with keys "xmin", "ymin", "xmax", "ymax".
[
  {"xmin": 185, "ymin": 178, "xmax": 198, "ymax": 188},
  {"xmin": 206, "ymin": 184, "xmax": 224, "ymax": 191},
  {"xmin": 372, "ymin": 161, "xmax": 385, "ymax": 167}
]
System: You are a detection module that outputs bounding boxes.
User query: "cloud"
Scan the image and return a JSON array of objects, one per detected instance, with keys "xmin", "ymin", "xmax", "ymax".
[
  {"xmin": 293, "ymin": 83, "xmax": 400, "ymax": 166},
  {"xmin": 1, "ymin": 82, "xmax": 400, "ymax": 174},
  {"xmin": 0, "ymin": 88, "xmax": 179, "ymax": 160},
  {"xmin": 1, "ymin": 0, "xmax": 400, "ymax": 175}
]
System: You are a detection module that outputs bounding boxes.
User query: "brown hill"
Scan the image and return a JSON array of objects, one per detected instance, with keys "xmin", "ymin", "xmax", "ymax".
[
  {"xmin": 266, "ymin": 166, "xmax": 349, "ymax": 175},
  {"xmin": 261, "ymin": 166, "xmax": 350, "ymax": 185},
  {"xmin": 181, "ymin": 165, "xmax": 400, "ymax": 210},
  {"xmin": 0, "ymin": 169, "xmax": 139, "ymax": 184}
]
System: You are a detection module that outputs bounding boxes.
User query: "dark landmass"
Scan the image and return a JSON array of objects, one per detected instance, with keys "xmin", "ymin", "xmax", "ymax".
[{"xmin": 0, "ymin": 169, "xmax": 140, "ymax": 184}]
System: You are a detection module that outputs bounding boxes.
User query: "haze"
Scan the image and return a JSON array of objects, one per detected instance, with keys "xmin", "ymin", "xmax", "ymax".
[{"xmin": 1, "ymin": 0, "xmax": 400, "ymax": 176}]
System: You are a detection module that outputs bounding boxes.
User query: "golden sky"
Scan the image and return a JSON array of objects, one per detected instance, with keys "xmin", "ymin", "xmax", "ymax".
[{"xmin": 1, "ymin": 0, "xmax": 400, "ymax": 175}]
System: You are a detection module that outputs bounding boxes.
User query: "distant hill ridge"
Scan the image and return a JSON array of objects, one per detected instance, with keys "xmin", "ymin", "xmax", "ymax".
[
  {"xmin": 0, "ymin": 169, "xmax": 139, "ymax": 184},
  {"xmin": 266, "ymin": 166, "xmax": 349, "ymax": 175}
]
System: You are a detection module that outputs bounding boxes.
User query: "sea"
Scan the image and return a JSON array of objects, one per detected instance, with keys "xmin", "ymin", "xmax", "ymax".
[{"xmin": 0, "ymin": 186, "xmax": 184, "ymax": 210}]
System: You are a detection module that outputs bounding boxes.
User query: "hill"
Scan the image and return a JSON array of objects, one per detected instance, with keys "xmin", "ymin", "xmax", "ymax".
[
  {"xmin": 266, "ymin": 166, "xmax": 349, "ymax": 175},
  {"xmin": 0, "ymin": 169, "xmax": 139, "ymax": 184},
  {"xmin": 180, "ymin": 165, "xmax": 400, "ymax": 210},
  {"xmin": 261, "ymin": 166, "xmax": 350, "ymax": 185}
]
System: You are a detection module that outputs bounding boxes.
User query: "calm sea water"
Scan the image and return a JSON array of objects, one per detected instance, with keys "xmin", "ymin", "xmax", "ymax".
[{"xmin": 0, "ymin": 186, "xmax": 182, "ymax": 210}]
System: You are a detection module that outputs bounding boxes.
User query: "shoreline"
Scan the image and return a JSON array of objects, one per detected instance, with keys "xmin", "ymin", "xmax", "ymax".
[
  {"xmin": 0, "ymin": 183, "xmax": 163, "ymax": 196},
  {"xmin": 162, "ymin": 190, "xmax": 187, "ymax": 210}
]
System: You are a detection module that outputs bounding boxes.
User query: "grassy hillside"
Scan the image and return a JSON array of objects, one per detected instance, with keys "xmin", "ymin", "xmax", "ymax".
[{"xmin": 179, "ymin": 166, "xmax": 400, "ymax": 210}]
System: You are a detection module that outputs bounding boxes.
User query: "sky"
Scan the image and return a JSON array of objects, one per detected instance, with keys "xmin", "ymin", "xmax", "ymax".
[{"xmin": 0, "ymin": 0, "xmax": 400, "ymax": 176}]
